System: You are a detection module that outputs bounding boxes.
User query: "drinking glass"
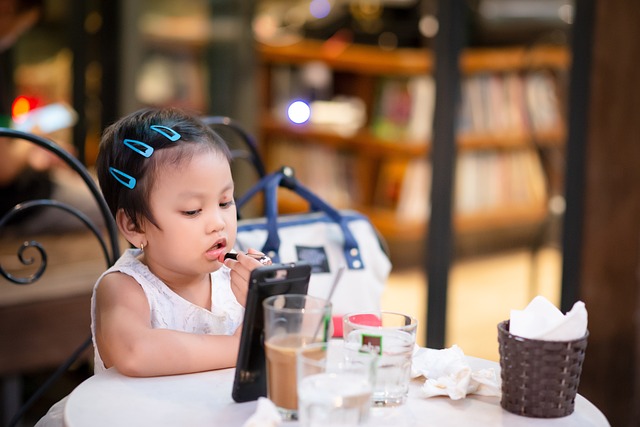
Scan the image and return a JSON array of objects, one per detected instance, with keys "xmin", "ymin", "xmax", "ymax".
[
  {"xmin": 297, "ymin": 340, "xmax": 376, "ymax": 427},
  {"xmin": 263, "ymin": 294, "xmax": 332, "ymax": 420},
  {"xmin": 343, "ymin": 311, "xmax": 417, "ymax": 406}
]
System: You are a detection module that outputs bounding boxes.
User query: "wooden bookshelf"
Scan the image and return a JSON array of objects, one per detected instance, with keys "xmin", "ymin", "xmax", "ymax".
[
  {"xmin": 260, "ymin": 114, "xmax": 429, "ymax": 157},
  {"xmin": 315, "ymin": 202, "xmax": 547, "ymax": 241},
  {"xmin": 255, "ymin": 39, "xmax": 569, "ymax": 244},
  {"xmin": 460, "ymin": 46, "xmax": 570, "ymax": 74},
  {"xmin": 258, "ymin": 39, "xmax": 432, "ymax": 75},
  {"xmin": 258, "ymin": 40, "xmax": 569, "ymax": 75},
  {"xmin": 261, "ymin": 113, "xmax": 566, "ymax": 155}
]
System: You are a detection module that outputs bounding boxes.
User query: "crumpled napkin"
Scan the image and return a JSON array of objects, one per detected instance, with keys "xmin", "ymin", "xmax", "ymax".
[
  {"xmin": 242, "ymin": 397, "xmax": 282, "ymax": 427},
  {"xmin": 509, "ymin": 295, "xmax": 588, "ymax": 341},
  {"xmin": 411, "ymin": 345, "xmax": 501, "ymax": 400}
]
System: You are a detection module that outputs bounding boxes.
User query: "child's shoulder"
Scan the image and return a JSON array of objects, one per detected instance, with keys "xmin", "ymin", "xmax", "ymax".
[{"xmin": 95, "ymin": 270, "xmax": 146, "ymax": 305}]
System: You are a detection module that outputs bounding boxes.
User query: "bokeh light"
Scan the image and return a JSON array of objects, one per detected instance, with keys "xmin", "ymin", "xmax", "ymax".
[
  {"xmin": 287, "ymin": 100, "xmax": 311, "ymax": 124},
  {"xmin": 309, "ymin": 0, "xmax": 331, "ymax": 19}
]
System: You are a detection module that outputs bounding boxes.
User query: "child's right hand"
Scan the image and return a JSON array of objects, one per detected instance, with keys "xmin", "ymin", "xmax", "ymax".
[{"xmin": 223, "ymin": 249, "xmax": 269, "ymax": 307}]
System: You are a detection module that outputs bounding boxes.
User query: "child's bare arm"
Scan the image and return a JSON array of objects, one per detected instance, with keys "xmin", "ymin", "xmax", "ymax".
[{"xmin": 94, "ymin": 272, "xmax": 240, "ymax": 377}]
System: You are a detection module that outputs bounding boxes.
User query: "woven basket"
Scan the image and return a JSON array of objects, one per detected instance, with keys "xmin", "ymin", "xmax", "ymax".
[{"xmin": 497, "ymin": 320, "xmax": 588, "ymax": 418}]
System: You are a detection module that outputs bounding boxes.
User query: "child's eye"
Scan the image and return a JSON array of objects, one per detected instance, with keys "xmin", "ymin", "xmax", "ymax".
[
  {"xmin": 182, "ymin": 209, "xmax": 201, "ymax": 217},
  {"xmin": 220, "ymin": 200, "xmax": 235, "ymax": 209}
]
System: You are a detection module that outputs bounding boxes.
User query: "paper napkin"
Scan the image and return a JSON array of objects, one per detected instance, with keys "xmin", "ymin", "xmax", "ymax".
[
  {"xmin": 411, "ymin": 345, "xmax": 501, "ymax": 400},
  {"xmin": 509, "ymin": 295, "xmax": 588, "ymax": 341},
  {"xmin": 242, "ymin": 397, "xmax": 282, "ymax": 427}
]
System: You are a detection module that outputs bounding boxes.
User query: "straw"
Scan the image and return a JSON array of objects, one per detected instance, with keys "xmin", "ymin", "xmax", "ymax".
[{"xmin": 312, "ymin": 265, "xmax": 346, "ymax": 341}]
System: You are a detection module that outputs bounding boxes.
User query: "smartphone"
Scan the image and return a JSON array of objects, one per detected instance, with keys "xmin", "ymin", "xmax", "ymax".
[{"xmin": 231, "ymin": 262, "xmax": 311, "ymax": 403}]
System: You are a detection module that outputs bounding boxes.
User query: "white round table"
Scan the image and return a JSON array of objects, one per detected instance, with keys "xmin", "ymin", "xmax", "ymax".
[{"xmin": 64, "ymin": 357, "xmax": 609, "ymax": 427}]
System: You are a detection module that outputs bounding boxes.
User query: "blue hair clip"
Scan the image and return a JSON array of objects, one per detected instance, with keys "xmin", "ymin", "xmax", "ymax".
[
  {"xmin": 109, "ymin": 167, "xmax": 136, "ymax": 189},
  {"xmin": 123, "ymin": 139, "xmax": 154, "ymax": 157},
  {"xmin": 150, "ymin": 125, "xmax": 181, "ymax": 141}
]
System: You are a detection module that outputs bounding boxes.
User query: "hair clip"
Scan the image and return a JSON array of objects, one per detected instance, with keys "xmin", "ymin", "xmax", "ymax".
[
  {"xmin": 124, "ymin": 139, "xmax": 154, "ymax": 158},
  {"xmin": 109, "ymin": 167, "xmax": 136, "ymax": 189},
  {"xmin": 150, "ymin": 125, "xmax": 181, "ymax": 141}
]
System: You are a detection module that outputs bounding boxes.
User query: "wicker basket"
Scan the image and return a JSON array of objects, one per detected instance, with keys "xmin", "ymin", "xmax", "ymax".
[{"xmin": 497, "ymin": 320, "xmax": 588, "ymax": 418}]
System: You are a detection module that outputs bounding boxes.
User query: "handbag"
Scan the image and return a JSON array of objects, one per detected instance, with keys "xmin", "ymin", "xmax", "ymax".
[{"xmin": 234, "ymin": 168, "xmax": 391, "ymax": 330}]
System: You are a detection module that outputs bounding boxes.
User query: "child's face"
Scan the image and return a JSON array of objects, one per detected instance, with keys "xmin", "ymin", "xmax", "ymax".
[{"xmin": 142, "ymin": 149, "xmax": 236, "ymax": 278}]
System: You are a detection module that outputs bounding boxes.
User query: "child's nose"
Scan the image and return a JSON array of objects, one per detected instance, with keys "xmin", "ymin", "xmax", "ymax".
[{"xmin": 207, "ymin": 210, "xmax": 226, "ymax": 233}]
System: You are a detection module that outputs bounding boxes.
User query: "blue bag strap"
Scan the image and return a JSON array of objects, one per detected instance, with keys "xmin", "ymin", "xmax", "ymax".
[{"xmin": 236, "ymin": 168, "xmax": 364, "ymax": 270}]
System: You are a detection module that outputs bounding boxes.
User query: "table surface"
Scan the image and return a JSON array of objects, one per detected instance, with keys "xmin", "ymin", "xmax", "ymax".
[{"xmin": 64, "ymin": 356, "xmax": 610, "ymax": 427}]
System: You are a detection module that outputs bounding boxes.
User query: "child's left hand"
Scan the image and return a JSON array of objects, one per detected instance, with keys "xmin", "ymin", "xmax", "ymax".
[{"xmin": 223, "ymin": 249, "xmax": 270, "ymax": 307}]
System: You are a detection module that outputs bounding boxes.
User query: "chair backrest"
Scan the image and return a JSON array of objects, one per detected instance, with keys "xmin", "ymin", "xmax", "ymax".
[
  {"xmin": 201, "ymin": 116, "xmax": 266, "ymax": 219},
  {"xmin": 0, "ymin": 128, "xmax": 121, "ymax": 427}
]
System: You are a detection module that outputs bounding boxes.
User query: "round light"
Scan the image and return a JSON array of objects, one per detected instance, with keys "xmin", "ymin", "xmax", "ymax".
[{"xmin": 287, "ymin": 100, "xmax": 311, "ymax": 124}]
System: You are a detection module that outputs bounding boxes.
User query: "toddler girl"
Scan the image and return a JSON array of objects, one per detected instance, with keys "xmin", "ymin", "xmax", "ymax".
[
  {"xmin": 92, "ymin": 106, "xmax": 268, "ymax": 376},
  {"xmin": 36, "ymin": 107, "xmax": 267, "ymax": 425}
]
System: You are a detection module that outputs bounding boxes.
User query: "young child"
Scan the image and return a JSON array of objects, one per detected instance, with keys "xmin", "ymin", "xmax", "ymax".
[{"xmin": 35, "ymin": 107, "xmax": 268, "ymax": 425}]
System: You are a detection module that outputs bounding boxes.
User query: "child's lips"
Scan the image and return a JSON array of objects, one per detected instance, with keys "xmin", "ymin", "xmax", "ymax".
[
  {"xmin": 205, "ymin": 247, "xmax": 224, "ymax": 261},
  {"xmin": 205, "ymin": 241, "xmax": 226, "ymax": 261}
]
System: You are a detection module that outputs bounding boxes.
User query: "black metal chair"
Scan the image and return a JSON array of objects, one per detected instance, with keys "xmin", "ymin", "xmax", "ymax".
[{"xmin": 0, "ymin": 128, "xmax": 121, "ymax": 427}]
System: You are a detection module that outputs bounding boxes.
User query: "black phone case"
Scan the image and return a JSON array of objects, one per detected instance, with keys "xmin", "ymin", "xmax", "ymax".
[{"xmin": 231, "ymin": 262, "xmax": 311, "ymax": 403}]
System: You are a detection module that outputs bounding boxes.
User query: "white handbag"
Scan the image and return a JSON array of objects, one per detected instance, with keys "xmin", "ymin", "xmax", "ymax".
[{"xmin": 234, "ymin": 168, "xmax": 391, "ymax": 329}]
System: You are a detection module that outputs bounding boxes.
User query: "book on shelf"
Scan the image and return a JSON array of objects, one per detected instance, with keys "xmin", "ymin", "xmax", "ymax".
[
  {"xmin": 373, "ymin": 157, "xmax": 431, "ymax": 222},
  {"xmin": 458, "ymin": 71, "xmax": 562, "ymax": 137},
  {"xmin": 374, "ymin": 159, "xmax": 409, "ymax": 209},
  {"xmin": 503, "ymin": 72, "xmax": 529, "ymax": 134},
  {"xmin": 396, "ymin": 158, "xmax": 432, "ymax": 223},
  {"xmin": 461, "ymin": 75, "xmax": 489, "ymax": 134},
  {"xmin": 524, "ymin": 70, "xmax": 562, "ymax": 134},
  {"xmin": 454, "ymin": 149, "xmax": 548, "ymax": 214},
  {"xmin": 370, "ymin": 75, "xmax": 434, "ymax": 143}
]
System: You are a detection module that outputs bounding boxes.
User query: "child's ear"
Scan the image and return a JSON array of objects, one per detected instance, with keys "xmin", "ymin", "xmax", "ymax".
[{"xmin": 116, "ymin": 209, "xmax": 144, "ymax": 247}]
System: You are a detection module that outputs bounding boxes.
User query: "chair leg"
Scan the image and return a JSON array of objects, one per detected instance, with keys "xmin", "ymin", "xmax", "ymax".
[{"xmin": 2, "ymin": 375, "xmax": 22, "ymax": 427}]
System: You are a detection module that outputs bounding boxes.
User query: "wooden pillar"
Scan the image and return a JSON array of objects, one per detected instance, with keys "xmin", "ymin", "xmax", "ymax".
[{"xmin": 578, "ymin": 1, "xmax": 640, "ymax": 425}]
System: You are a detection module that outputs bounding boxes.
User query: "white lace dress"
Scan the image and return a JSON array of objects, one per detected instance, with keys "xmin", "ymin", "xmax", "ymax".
[
  {"xmin": 35, "ymin": 248, "xmax": 243, "ymax": 426},
  {"xmin": 91, "ymin": 248, "xmax": 244, "ymax": 373}
]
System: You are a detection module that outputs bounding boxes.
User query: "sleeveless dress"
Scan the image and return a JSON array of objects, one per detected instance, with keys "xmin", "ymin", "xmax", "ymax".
[
  {"xmin": 35, "ymin": 248, "xmax": 243, "ymax": 426},
  {"xmin": 91, "ymin": 248, "xmax": 245, "ymax": 372}
]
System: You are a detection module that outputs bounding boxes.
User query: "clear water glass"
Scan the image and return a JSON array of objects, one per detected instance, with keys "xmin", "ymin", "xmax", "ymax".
[
  {"xmin": 343, "ymin": 312, "xmax": 418, "ymax": 406},
  {"xmin": 297, "ymin": 340, "xmax": 375, "ymax": 427}
]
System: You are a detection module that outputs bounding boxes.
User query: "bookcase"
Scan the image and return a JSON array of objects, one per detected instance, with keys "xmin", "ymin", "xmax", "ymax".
[
  {"xmin": 120, "ymin": 0, "xmax": 255, "ymax": 123},
  {"xmin": 255, "ymin": 38, "xmax": 569, "ymax": 250},
  {"xmin": 131, "ymin": 2, "xmax": 212, "ymax": 112}
]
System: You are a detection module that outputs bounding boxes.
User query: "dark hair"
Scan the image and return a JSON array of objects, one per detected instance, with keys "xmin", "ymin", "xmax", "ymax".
[{"xmin": 96, "ymin": 107, "xmax": 232, "ymax": 230}]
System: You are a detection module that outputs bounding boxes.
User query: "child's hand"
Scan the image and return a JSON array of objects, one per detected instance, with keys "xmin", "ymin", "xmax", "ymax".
[{"xmin": 224, "ymin": 249, "xmax": 270, "ymax": 307}]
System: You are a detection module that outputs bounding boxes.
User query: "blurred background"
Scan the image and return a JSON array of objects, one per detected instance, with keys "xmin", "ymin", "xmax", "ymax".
[{"xmin": 1, "ymin": 1, "xmax": 638, "ymax": 426}]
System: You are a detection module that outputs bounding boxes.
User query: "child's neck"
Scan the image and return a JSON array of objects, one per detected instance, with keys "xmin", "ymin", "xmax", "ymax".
[
  {"xmin": 139, "ymin": 254, "xmax": 213, "ymax": 310},
  {"xmin": 146, "ymin": 265, "xmax": 212, "ymax": 310},
  {"xmin": 164, "ymin": 274, "xmax": 212, "ymax": 310}
]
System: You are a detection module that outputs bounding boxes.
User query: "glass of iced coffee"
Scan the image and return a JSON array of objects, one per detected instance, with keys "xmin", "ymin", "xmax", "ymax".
[{"xmin": 263, "ymin": 294, "xmax": 332, "ymax": 420}]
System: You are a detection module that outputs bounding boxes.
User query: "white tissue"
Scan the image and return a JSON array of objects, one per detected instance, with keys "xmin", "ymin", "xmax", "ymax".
[
  {"xmin": 509, "ymin": 296, "xmax": 588, "ymax": 341},
  {"xmin": 242, "ymin": 397, "xmax": 282, "ymax": 427},
  {"xmin": 411, "ymin": 345, "xmax": 501, "ymax": 400}
]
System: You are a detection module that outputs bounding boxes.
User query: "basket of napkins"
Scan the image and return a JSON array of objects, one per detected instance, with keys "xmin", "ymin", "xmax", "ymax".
[{"xmin": 498, "ymin": 296, "xmax": 588, "ymax": 418}]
